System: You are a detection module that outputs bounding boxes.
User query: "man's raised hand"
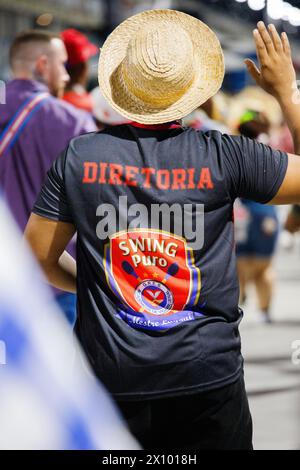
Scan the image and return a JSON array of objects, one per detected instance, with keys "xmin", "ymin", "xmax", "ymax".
[{"xmin": 245, "ymin": 22, "xmax": 296, "ymax": 101}]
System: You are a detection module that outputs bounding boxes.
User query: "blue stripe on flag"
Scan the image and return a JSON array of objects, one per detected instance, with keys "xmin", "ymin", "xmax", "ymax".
[{"xmin": 0, "ymin": 307, "xmax": 29, "ymax": 365}]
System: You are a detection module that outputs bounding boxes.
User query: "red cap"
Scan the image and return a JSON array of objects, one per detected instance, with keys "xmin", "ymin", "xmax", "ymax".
[{"xmin": 61, "ymin": 29, "xmax": 98, "ymax": 66}]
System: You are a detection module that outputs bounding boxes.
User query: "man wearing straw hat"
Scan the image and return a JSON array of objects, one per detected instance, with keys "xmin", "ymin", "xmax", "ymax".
[{"xmin": 25, "ymin": 10, "xmax": 300, "ymax": 449}]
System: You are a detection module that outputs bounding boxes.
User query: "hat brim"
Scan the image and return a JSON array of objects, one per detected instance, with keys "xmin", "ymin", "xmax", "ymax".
[{"xmin": 98, "ymin": 9, "xmax": 225, "ymax": 124}]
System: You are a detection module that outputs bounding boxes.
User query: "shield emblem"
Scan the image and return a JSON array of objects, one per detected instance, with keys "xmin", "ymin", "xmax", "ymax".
[{"xmin": 104, "ymin": 229, "xmax": 201, "ymax": 317}]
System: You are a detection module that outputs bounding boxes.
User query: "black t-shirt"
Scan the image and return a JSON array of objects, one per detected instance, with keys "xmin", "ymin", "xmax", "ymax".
[{"xmin": 33, "ymin": 123, "xmax": 288, "ymax": 400}]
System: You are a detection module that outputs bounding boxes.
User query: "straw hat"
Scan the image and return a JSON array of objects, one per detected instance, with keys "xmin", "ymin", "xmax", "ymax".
[{"xmin": 98, "ymin": 9, "xmax": 224, "ymax": 124}]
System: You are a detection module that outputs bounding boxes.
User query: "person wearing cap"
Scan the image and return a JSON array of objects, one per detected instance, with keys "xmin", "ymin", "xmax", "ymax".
[
  {"xmin": 61, "ymin": 29, "xmax": 98, "ymax": 113},
  {"xmin": 25, "ymin": 11, "xmax": 300, "ymax": 449}
]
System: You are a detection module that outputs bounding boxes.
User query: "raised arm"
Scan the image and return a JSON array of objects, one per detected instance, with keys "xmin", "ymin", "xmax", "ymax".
[{"xmin": 245, "ymin": 21, "xmax": 300, "ymax": 204}]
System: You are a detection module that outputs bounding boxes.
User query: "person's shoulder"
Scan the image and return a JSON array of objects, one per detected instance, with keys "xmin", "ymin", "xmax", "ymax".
[
  {"xmin": 183, "ymin": 126, "xmax": 223, "ymax": 138},
  {"xmin": 67, "ymin": 125, "xmax": 129, "ymax": 152},
  {"xmin": 43, "ymin": 95, "xmax": 94, "ymax": 124},
  {"xmin": 182, "ymin": 128, "xmax": 247, "ymax": 158},
  {"xmin": 66, "ymin": 129, "xmax": 103, "ymax": 152},
  {"xmin": 182, "ymin": 126, "xmax": 227, "ymax": 144},
  {"xmin": 198, "ymin": 129, "xmax": 244, "ymax": 147},
  {"xmin": 42, "ymin": 95, "xmax": 83, "ymax": 117}
]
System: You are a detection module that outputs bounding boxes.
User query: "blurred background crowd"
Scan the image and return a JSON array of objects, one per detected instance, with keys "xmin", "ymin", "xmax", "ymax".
[{"xmin": 0, "ymin": 0, "xmax": 300, "ymax": 450}]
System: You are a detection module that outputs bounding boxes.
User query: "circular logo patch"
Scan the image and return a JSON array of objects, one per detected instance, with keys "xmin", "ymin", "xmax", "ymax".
[{"xmin": 134, "ymin": 280, "xmax": 174, "ymax": 315}]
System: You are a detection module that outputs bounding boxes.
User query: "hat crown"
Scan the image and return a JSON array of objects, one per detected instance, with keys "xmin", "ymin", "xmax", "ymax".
[
  {"xmin": 121, "ymin": 22, "xmax": 195, "ymax": 108},
  {"xmin": 98, "ymin": 9, "xmax": 224, "ymax": 124}
]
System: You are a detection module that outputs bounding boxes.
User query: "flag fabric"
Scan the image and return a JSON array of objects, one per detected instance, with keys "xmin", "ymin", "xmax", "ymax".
[{"xmin": 0, "ymin": 196, "xmax": 139, "ymax": 450}]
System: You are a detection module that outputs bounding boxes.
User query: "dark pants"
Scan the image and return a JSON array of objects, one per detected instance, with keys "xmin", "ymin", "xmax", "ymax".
[{"xmin": 116, "ymin": 375, "xmax": 253, "ymax": 450}]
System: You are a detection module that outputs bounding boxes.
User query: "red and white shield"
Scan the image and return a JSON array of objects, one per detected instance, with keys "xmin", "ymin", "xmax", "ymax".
[{"xmin": 104, "ymin": 229, "xmax": 201, "ymax": 316}]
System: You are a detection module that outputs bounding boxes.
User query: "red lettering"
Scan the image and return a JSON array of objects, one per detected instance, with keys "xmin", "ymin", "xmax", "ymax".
[
  {"xmin": 171, "ymin": 169, "xmax": 186, "ymax": 189},
  {"xmin": 83, "ymin": 162, "xmax": 98, "ymax": 183},
  {"xmin": 83, "ymin": 162, "xmax": 214, "ymax": 191},
  {"xmin": 187, "ymin": 168, "xmax": 196, "ymax": 189},
  {"xmin": 141, "ymin": 167, "xmax": 155, "ymax": 188},
  {"xmin": 125, "ymin": 166, "xmax": 138, "ymax": 186},
  {"xmin": 197, "ymin": 168, "xmax": 214, "ymax": 189},
  {"xmin": 108, "ymin": 163, "xmax": 123, "ymax": 185},
  {"xmin": 99, "ymin": 162, "xmax": 108, "ymax": 183},
  {"xmin": 156, "ymin": 169, "xmax": 170, "ymax": 189}
]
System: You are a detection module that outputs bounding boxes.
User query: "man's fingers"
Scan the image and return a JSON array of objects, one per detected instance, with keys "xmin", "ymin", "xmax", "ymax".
[
  {"xmin": 282, "ymin": 31, "xmax": 291, "ymax": 55},
  {"xmin": 244, "ymin": 59, "xmax": 261, "ymax": 84},
  {"xmin": 268, "ymin": 23, "xmax": 283, "ymax": 52},
  {"xmin": 253, "ymin": 29, "xmax": 268, "ymax": 66},
  {"xmin": 257, "ymin": 21, "xmax": 275, "ymax": 54}
]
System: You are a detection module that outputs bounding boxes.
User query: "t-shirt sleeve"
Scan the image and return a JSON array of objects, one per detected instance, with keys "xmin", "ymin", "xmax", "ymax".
[
  {"xmin": 221, "ymin": 134, "xmax": 288, "ymax": 203},
  {"xmin": 32, "ymin": 147, "xmax": 73, "ymax": 223}
]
